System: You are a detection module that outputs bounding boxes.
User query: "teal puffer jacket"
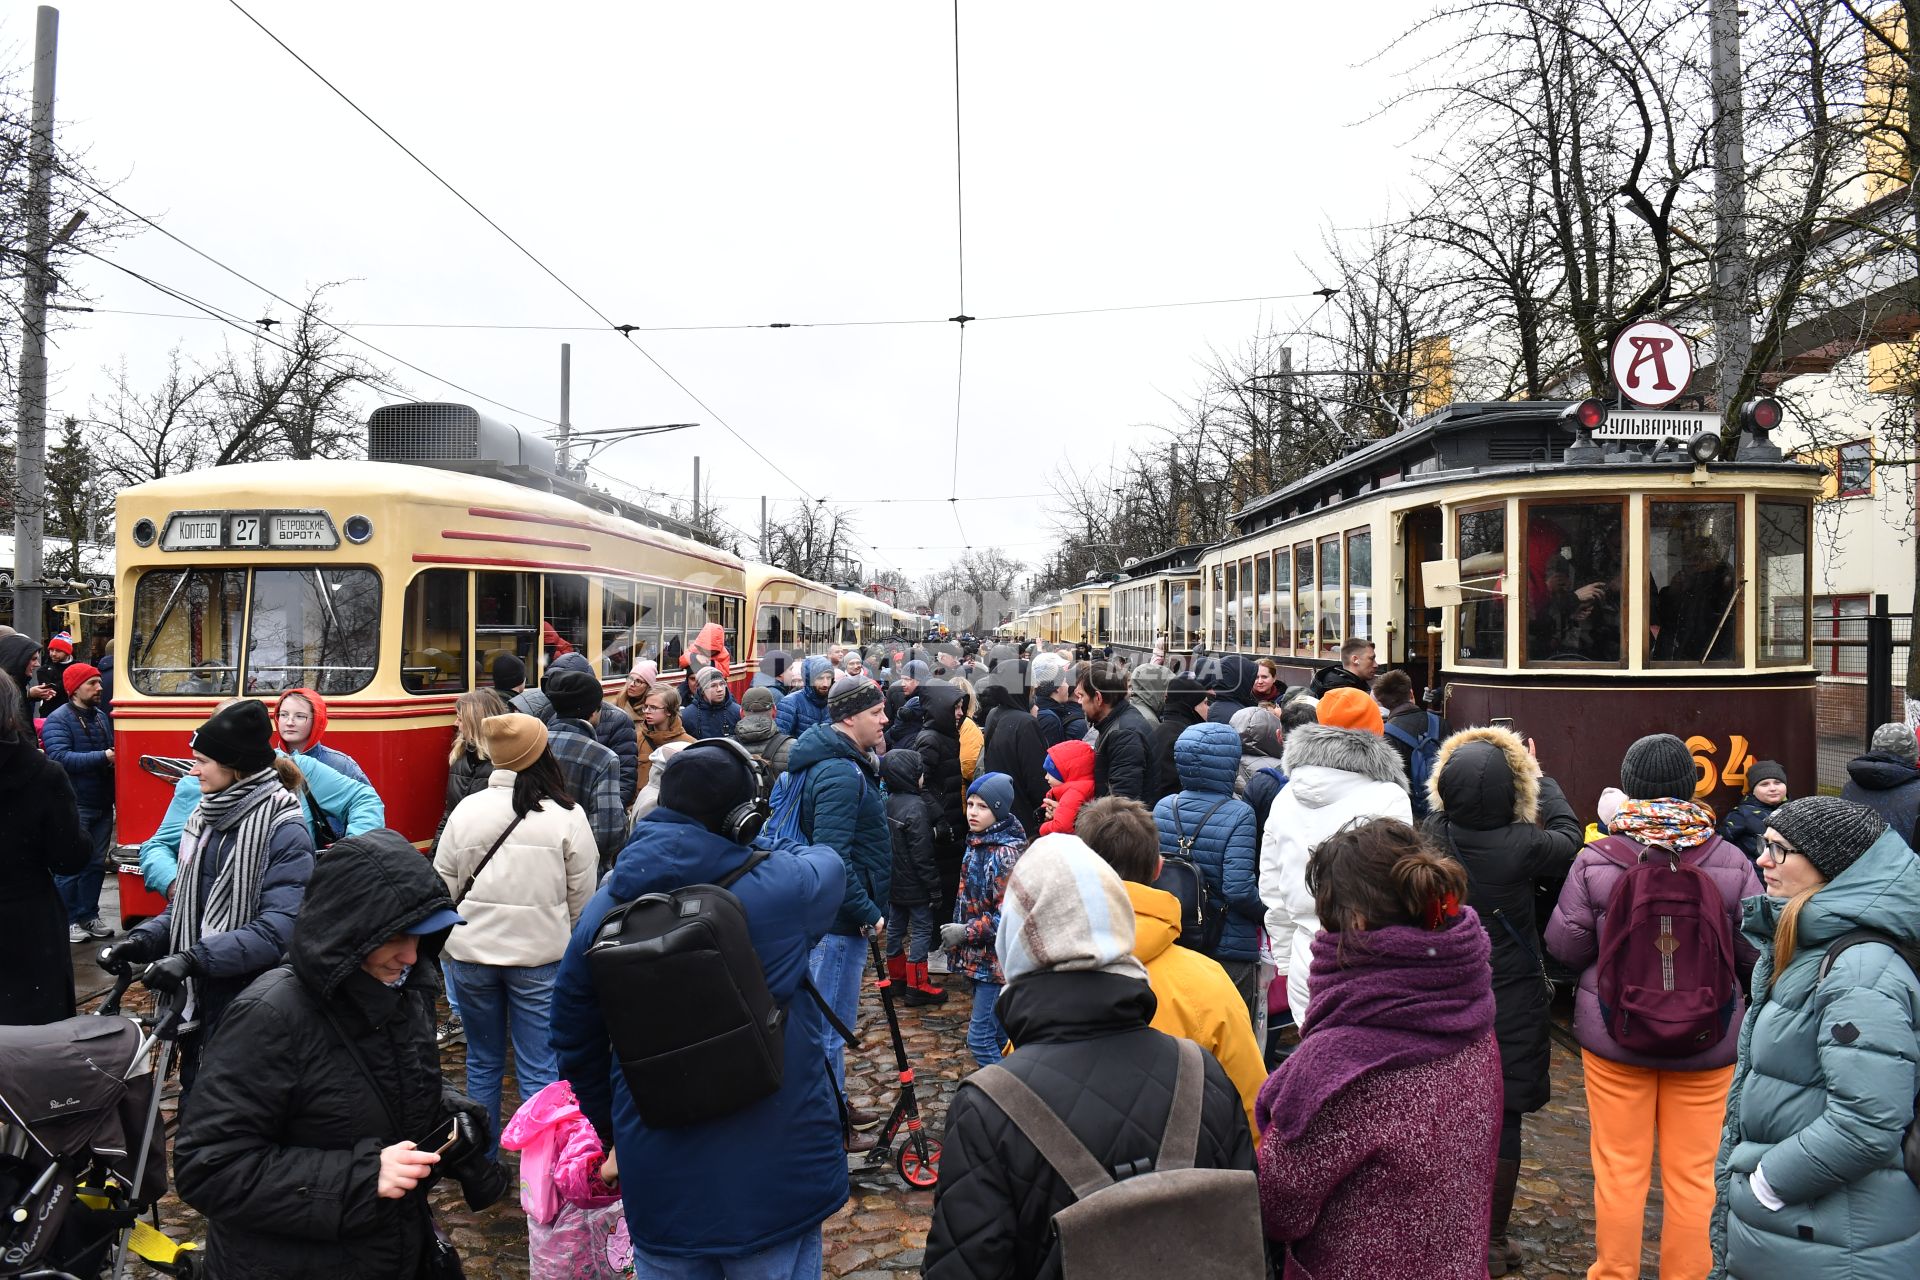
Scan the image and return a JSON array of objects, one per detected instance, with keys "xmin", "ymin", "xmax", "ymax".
[{"xmin": 1710, "ymin": 828, "xmax": 1920, "ymax": 1280}]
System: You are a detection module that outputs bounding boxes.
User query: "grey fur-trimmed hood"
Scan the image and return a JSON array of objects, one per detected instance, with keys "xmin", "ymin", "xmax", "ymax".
[{"xmin": 1280, "ymin": 722, "xmax": 1409, "ymax": 792}]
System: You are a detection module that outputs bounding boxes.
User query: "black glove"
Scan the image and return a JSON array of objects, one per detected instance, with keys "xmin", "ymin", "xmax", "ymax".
[
  {"xmin": 141, "ymin": 951, "xmax": 200, "ymax": 994},
  {"xmin": 99, "ymin": 935, "xmax": 161, "ymax": 976}
]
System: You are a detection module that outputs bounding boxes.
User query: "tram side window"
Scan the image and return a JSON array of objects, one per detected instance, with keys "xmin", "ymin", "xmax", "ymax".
[
  {"xmin": 476, "ymin": 570, "xmax": 539, "ymax": 691},
  {"xmin": 1256, "ymin": 556, "xmax": 1272, "ymax": 651},
  {"xmin": 1274, "ymin": 550, "xmax": 1293, "ymax": 656},
  {"xmin": 402, "ymin": 570, "xmax": 467, "ymax": 694},
  {"xmin": 1224, "ymin": 563, "xmax": 1239, "ymax": 647},
  {"xmin": 243, "ymin": 568, "xmax": 380, "ymax": 696},
  {"xmin": 1211, "ymin": 566, "xmax": 1225, "ymax": 649},
  {"xmin": 129, "ymin": 568, "xmax": 248, "ymax": 696},
  {"xmin": 1295, "ymin": 544, "xmax": 1314, "ymax": 652},
  {"xmin": 1347, "ymin": 530, "xmax": 1373, "ymax": 646},
  {"xmin": 1757, "ymin": 502, "xmax": 1809, "ymax": 665},
  {"xmin": 601, "ymin": 582, "xmax": 636, "ymax": 676},
  {"xmin": 543, "ymin": 574, "xmax": 588, "ymax": 674},
  {"xmin": 1318, "ymin": 536, "xmax": 1342, "ymax": 657},
  {"xmin": 1239, "ymin": 559, "xmax": 1255, "ymax": 654},
  {"xmin": 1457, "ymin": 506, "xmax": 1507, "ymax": 663},
  {"xmin": 1524, "ymin": 502, "xmax": 1624, "ymax": 664},
  {"xmin": 1648, "ymin": 500, "xmax": 1740, "ymax": 665},
  {"xmin": 722, "ymin": 595, "xmax": 742, "ymax": 660},
  {"xmin": 661, "ymin": 588, "xmax": 685, "ymax": 668},
  {"xmin": 1168, "ymin": 581, "xmax": 1186, "ymax": 652},
  {"xmin": 634, "ymin": 583, "xmax": 661, "ymax": 665}
]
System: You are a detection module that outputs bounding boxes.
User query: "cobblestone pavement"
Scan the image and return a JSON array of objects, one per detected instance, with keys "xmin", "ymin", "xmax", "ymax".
[{"xmin": 95, "ymin": 937, "xmax": 1670, "ymax": 1279}]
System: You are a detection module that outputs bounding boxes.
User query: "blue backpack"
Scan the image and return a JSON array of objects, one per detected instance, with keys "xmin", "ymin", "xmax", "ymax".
[
  {"xmin": 758, "ymin": 758, "xmax": 868, "ymax": 848},
  {"xmin": 1384, "ymin": 712, "xmax": 1443, "ymax": 818}
]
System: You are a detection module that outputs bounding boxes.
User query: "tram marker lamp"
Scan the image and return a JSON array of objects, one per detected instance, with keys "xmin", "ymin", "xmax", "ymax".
[
  {"xmin": 1738, "ymin": 397, "xmax": 1785, "ymax": 461},
  {"xmin": 1562, "ymin": 398, "xmax": 1607, "ymax": 462}
]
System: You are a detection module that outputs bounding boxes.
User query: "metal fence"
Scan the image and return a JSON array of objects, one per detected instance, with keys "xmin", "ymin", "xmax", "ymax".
[{"xmin": 1815, "ymin": 604, "xmax": 1913, "ymax": 793}]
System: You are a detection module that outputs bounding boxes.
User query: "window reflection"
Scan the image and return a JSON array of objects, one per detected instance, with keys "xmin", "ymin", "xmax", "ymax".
[
  {"xmin": 1649, "ymin": 501, "xmax": 1739, "ymax": 664},
  {"xmin": 1525, "ymin": 503, "xmax": 1623, "ymax": 663}
]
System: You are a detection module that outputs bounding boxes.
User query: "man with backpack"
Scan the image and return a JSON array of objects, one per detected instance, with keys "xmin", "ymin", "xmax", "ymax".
[
  {"xmin": 734, "ymin": 685, "xmax": 793, "ymax": 799},
  {"xmin": 780, "ymin": 676, "xmax": 892, "ymax": 1145},
  {"xmin": 1150, "ymin": 721, "xmax": 1265, "ymax": 1021},
  {"xmin": 549, "ymin": 740, "xmax": 849, "ymax": 1277},
  {"xmin": 1374, "ymin": 669, "xmax": 1442, "ymax": 820},
  {"xmin": 925, "ymin": 834, "xmax": 1259, "ymax": 1280}
]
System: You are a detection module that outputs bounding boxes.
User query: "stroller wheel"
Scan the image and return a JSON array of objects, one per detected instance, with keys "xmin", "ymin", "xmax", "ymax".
[{"xmin": 897, "ymin": 1137, "xmax": 941, "ymax": 1187}]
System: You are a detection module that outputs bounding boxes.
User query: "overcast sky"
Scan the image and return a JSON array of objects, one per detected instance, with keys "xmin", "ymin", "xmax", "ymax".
[{"xmin": 39, "ymin": 0, "xmax": 1433, "ymax": 584}]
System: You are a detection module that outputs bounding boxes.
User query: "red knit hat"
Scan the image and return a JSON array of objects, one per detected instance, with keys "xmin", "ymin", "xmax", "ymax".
[
  {"xmin": 47, "ymin": 631, "xmax": 73, "ymax": 657},
  {"xmin": 62, "ymin": 662, "xmax": 101, "ymax": 697}
]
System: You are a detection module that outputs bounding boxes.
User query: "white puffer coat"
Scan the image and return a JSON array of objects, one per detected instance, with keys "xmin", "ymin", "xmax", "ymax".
[
  {"xmin": 1259, "ymin": 723, "xmax": 1412, "ymax": 1026},
  {"xmin": 434, "ymin": 769, "xmax": 598, "ymax": 968}
]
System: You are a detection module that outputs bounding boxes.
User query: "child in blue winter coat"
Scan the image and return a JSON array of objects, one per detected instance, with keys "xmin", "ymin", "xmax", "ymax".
[
  {"xmin": 939, "ymin": 773, "xmax": 1027, "ymax": 1066},
  {"xmin": 1151, "ymin": 721, "xmax": 1264, "ymax": 1017}
]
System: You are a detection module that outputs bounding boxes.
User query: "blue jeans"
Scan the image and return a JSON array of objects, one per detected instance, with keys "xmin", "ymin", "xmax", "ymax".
[
  {"xmin": 967, "ymin": 980, "xmax": 1005, "ymax": 1066},
  {"xmin": 58, "ymin": 807, "xmax": 112, "ymax": 925},
  {"xmin": 441, "ymin": 958, "xmax": 560, "ymax": 1153},
  {"xmin": 630, "ymin": 1227, "xmax": 822, "ymax": 1279},
  {"xmin": 806, "ymin": 932, "xmax": 866, "ymax": 1088},
  {"xmin": 885, "ymin": 904, "xmax": 934, "ymax": 964}
]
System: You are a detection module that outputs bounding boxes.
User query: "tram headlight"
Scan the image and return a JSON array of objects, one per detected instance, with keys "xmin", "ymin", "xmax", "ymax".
[
  {"xmin": 344, "ymin": 514, "xmax": 374, "ymax": 544},
  {"xmin": 1687, "ymin": 431, "xmax": 1722, "ymax": 464},
  {"xmin": 1562, "ymin": 398, "xmax": 1607, "ymax": 432},
  {"xmin": 1740, "ymin": 397, "xmax": 1782, "ymax": 440},
  {"xmin": 131, "ymin": 518, "xmax": 156, "ymax": 547}
]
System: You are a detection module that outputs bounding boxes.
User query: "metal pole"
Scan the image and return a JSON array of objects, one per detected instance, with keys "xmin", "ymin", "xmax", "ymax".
[
  {"xmin": 1708, "ymin": 0, "xmax": 1751, "ymax": 437},
  {"xmin": 760, "ymin": 494, "xmax": 769, "ymax": 561},
  {"xmin": 11, "ymin": 6, "xmax": 57, "ymax": 637},
  {"xmin": 1867, "ymin": 593, "xmax": 1894, "ymax": 750},
  {"xmin": 692, "ymin": 456, "xmax": 701, "ymax": 527},
  {"xmin": 557, "ymin": 343, "xmax": 571, "ymax": 473}
]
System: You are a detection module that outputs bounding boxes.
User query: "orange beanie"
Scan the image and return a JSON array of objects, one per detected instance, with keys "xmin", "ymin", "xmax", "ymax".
[{"xmin": 1316, "ymin": 687, "xmax": 1384, "ymax": 735}]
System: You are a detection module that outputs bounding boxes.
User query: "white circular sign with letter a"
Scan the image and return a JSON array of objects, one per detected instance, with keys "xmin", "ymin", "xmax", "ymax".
[{"xmin": 1609, "ymin": 320, "xmax": 1694, "ymax": 408}]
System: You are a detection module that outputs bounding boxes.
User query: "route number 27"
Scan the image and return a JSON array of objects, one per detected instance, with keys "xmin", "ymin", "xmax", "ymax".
[{"xmin": 1688, "ymin": 735, "xmax": 1753, "ymax": 799}]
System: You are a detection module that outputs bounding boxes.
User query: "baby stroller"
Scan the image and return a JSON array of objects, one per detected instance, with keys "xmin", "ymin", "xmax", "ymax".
[{"xmin": 0, "ymin": 975, "xmax": 196, "ymax": 1279}]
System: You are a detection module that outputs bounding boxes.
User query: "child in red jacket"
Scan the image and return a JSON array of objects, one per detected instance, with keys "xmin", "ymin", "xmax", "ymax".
[{"xmin": 1039, "ymin": 740, "xmax": 1096, "ymax": 837}]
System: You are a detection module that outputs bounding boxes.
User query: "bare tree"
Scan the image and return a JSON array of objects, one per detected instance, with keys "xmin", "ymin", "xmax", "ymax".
[{"xmin": 765, "ymin": 501, "xmax": 859, "ymax": 582}]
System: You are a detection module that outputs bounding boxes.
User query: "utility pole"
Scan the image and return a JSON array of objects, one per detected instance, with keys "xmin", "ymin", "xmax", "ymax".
[
  {"xmin": 1709, "ymin": 0, "xmax": 1751, "ymax": 436},
  {"xmin": 11, "ymin": 6, "xmax": 56, "ymax": 636},
  {"xmin": 760, "ymin": 494, "xmax": 769, "ymax": 561},
  {"xmin": 691, "ymin": 456, "xmax": 701, "ymax": 529},
  {"xmin": 556, "ymin": 343, "xmax": 572, "ymax": 473}
]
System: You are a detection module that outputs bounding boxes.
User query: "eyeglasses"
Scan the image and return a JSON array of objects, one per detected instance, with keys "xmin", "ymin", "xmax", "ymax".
[{"xmin": 1759, "ymin": 838, "xmax": 1801, "ymax": 862}]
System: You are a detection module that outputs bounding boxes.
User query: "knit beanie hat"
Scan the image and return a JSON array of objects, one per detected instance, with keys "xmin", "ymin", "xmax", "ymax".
[
  {"xmin": 1316, "ymin": 687, "xmax": 1384, "ymax": 735},
  {"xmin": 1620, "ymin": 733, "xmax": 1698, "ymax": 801},
  {"xmin": 1870, "ymin": 721, "xmax": 1919, "ymax": 766},
  {"xmin": 1766, "ymin": 796, "xmax": 1887, "ymax": 882},
  {"xmin": 47, "ymin": 631, "xmax": 72, "ymax": 657},
  {"xmin": 828, "ymin": 675, "xmax": 883, "ymax": 722},
  {"xmin": 491, "ymin": 652, "xmax": 526, "ymax": 694},
  {"xmin": 626, "ymin": 659, "xmax": 659, "ymax": 689},
  {"xmin": 967, "ymin": 771, "xmax": 1015, "ymax": 823},
  {"xmin": 902, "ymin": 659, "xmax": 932, "ymax": 682},
  {"xmin": 1164, "ymin": 673, "xmax": 1207, "ymax": 713},
  {"xmin": 1044, "ymin": 755, "xmax": 1064, "ymax": 783},
  {"xmin": 695, "ymin": 666, "xmax": 730, "ymax": 696},
  {"xmin": 544, "ymin": 668, "xmax": 603, "ymax": 721},
  {"xmin": 658, "ymin": 741, "xmax": 757, "ymax": 835},
  {"xmin": 1746, "ymin": 759, "xmax": 1787, "ymax": 791},
  {"xmin": 1596, "ymin": 786, "xmax": 1628, "ymax": 829},
  {"xmin": 1031, "ymin": 653, "xmax": 1066, "ymax": 692},
  {"xmin": 482, "ymin": 712, "xmax": 548, "ymax": 773},
  {"xmin": 998, "ymin": 834, "xmax": 1149, "ymax": 985},
  {"xmin": 741, "ymin": 686, "xmax": 778, "ymax": 715},
  {"xmin": 62, "ymin": 662, "xmax": 101, "ymax": 697},
  {"xmin": 191, "ymin": 700, "xmax": 276, "ymax": 774}
]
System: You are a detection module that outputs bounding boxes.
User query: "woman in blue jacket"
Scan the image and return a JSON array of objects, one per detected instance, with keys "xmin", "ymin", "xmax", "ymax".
[
  {"xmin": 140, "ymin": 737, "xmax": 383, "ymax": 895},
  {"xmin": 1150, "ymin": 721, "xmax": 1264, "ymax": 1017},
  {"xmin": 1711, "ymin": 797, "xmax": 1920, "ymax": 1279}
]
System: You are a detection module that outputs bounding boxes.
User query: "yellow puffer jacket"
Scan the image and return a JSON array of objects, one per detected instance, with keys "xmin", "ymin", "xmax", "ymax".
[
  {"xmin": 1125, "ymin": 880, "xmax": 1265, "ymax": 1136},
  {"xmin": 959, "ymin": 716, "xmax": 984, "ymax": 786}
]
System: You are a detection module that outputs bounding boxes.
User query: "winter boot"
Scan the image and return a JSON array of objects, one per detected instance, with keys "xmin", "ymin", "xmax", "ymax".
[
  {"xmin": 885, "ymin": 952, "xmax": 908, "ymax": 988},
  {"xmin": 902, "ymin": 960, "xmax": 948, "ymax": 1006},
  {"xmin": 1488, "ymin": 1157, "xmax": 1522, "ymax": 1276}
]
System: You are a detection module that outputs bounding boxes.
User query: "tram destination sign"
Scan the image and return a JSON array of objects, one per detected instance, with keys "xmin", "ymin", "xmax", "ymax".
[
  {"xmin": 160, "ymin": 510, "xmax": 340, "ymax": 552},
  {"xmin": 1592, "ymin": 409, "xmax": 1720, "ymax": 442}
]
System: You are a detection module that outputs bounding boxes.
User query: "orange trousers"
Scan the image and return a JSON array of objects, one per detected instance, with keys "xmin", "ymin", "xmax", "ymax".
[{"xmin": 1579, "ymin": 1051, "xmax": 1735, "ymax": 1280}]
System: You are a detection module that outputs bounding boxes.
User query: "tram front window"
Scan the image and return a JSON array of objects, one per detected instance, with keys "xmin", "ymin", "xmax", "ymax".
[
  {"xmin": 244, "ymin": 568, "xmax": 381, "ymax": 696},
  {"xmin": 1649, "ymin": 500, "xmax": 1740, "ymax": 664},
  {"xmin": 1525, "ymin": 502, "xmax": 1623, "ymax": 663},
  {"xmin": 130, "ymin": 568, "xmax": 248, "ymax": 696}
]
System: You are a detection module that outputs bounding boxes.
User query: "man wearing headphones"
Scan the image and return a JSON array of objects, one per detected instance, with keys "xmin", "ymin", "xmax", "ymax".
[{"xmin": 550, "ymin": 737, "xmax": 850, "ymax": 1278}]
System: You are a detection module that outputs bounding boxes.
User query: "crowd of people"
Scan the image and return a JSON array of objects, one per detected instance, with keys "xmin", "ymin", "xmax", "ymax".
[{"xmin": 1, "ymin": 617, "xmax": 1917, "ymax": 1280}]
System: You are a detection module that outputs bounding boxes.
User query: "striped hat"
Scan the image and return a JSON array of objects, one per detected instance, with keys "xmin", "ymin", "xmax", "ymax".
[{"xmin": 998, "ymin": 834, "xmax": 1148, "ymax": 986}]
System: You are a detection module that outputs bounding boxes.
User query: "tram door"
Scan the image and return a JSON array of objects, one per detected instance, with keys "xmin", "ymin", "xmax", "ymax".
[{"xmin": 1401, "ymin": 506, "xmax": 1443, "ymax": 691}]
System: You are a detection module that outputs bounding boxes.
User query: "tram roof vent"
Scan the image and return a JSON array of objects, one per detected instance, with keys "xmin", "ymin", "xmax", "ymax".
[{"xmin": 368, "ymin": 401, "xmax": 557, "ymax": 473}]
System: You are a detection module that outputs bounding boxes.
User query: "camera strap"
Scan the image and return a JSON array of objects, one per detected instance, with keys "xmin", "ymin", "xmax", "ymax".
[{"xmin": 312, "ymin": 994, "xmax": 406, "ymax": 1144}]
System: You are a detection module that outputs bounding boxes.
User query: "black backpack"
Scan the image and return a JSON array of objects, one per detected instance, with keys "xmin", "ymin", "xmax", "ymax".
[
  {"xmin": 584, "ymin": 849, "xmax": 791, "ymax": 1128},
  {"xmin": 1155, "ymin": 795, "xmax": 1233, "ymax": 956},
  {"xmin": 1818, "ymin": 929, "xmax": 1920, "ymax": 1190}
]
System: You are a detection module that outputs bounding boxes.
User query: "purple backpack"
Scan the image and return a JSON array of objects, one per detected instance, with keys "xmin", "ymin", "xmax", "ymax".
[{"xmin": 1591, "ymin": 836, "xmax": 1740, "ymax": 1057}]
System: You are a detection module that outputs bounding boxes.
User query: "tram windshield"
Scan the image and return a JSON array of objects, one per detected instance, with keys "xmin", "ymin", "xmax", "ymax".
[
  {"xmin": 1524, "ymin": 503, "xmax": 1623, "ymax": 663},
  {"xmin": 130, "ymin": 566, "xmax": 380, "ymax": 697},
  {"xmin": 1648, "ymin": 500, "xmax": 1740, "ymax": 664}
]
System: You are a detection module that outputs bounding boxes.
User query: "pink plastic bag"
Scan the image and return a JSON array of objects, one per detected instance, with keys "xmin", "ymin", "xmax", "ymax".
[
  {"xmin": 501, "ymin": 1081, "xmax": 579, "ymax": 1226},
  {"xmin": 529, "ymin": 1202, "xmax": 632, "ymax": 1280}
]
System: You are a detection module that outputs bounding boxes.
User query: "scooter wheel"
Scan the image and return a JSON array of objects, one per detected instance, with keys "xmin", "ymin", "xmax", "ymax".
[{"xmin": 897, "ymin": 1137, "xmax": 941, "ymax": 1187}]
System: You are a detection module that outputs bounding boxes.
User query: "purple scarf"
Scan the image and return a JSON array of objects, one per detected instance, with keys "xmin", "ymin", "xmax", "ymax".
[{"xmin": 1256, "ymin": 910, "xmax": 1496, "ymax": 1142}]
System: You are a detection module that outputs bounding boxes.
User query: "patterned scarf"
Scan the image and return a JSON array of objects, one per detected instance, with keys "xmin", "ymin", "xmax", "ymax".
[
  {"xmin": 170, "ymin": 766, "xmax": 303, "ymax": 1030},
  {"xmin": 1607, "ymin": 796, "xmax": 1717, "ymax": 851}
]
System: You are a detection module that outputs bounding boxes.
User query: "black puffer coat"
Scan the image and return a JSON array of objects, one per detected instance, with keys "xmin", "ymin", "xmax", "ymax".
[
  {"xmin": 915, "ymin": 682, "xmax": 969, "ymax": 839},
  {"xmin": 1306, "ymin": 663, "xmax": 1369, "ymax": 698},
  {"xmin": 435, "ymin": 746, "xmax": 492, "ymax": 846},
  {"xmin": 0, "ymin": 736, "xmax": 90, "ymax": 1025},
  {"xmin": 881, "ymin": 749, "xmax": 941, "ymax": 909},
  {"xmin": 1421, "ymin": 727, "xmax": 1582, "ymax": 1114},
  {"xmin": 1090, "ymin": 699, "xmax": 1153, "ymax": 803},
  {"xmin": 1149, "ymin": 698, "xmax": 1206, "ymax": 808},
  {"xmin": 174, "ymin": 829, "xmax": 473, "ymax": 1280},
  {"xmin": 924, "ymin": 972, "xmax": 1254, "ymax": 1280},
  {"xmin": 1840, "ymin": 752, "xmax": 1920, "ymax": 848},
  {"xmin": 980, "ymin": 700, "xmax": 1048, "ymax": 839}
]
